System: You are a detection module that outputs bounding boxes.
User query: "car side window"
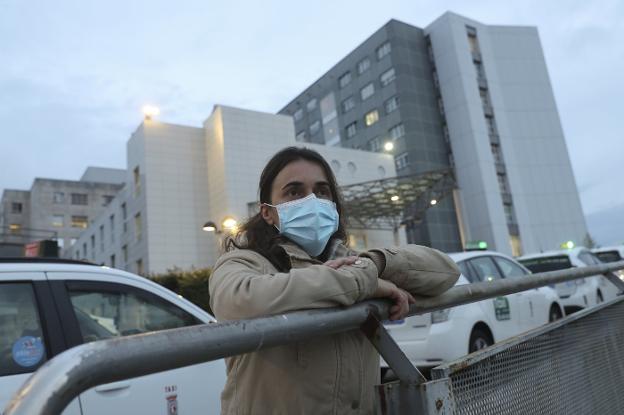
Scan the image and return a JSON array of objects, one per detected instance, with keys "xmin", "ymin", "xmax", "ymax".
[
  {"xmin": 469, "ymin": 256, "xmax": 503, "ymax": 282},
  {"xmin": 457, "ymin": 260, "xmax": 477, "ymax": 283},
  {"xmin": 0, "ymin": 283, "xmax": 48, "ymax": 376},
  {"xmin": 68, "ymin": 285, "xmax": 202, "ymax": 343},
  {"xmin": 493, "ymin": 256, "xmax": 528, "ymax": 278}
]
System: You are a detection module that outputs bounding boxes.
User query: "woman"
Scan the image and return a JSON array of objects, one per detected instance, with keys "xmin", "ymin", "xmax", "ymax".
[{"xmin": 209, "ymin": 147, "xmax": 460, "ymax": 414}]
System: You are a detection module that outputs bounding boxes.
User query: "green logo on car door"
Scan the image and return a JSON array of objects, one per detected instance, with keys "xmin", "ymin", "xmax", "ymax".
[{"xmin": 493, "ymin": 297, "xmax": 510, "ymax": 321}]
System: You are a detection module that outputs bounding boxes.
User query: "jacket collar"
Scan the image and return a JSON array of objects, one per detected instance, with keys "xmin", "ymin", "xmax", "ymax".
[{"xmin": 279, "ymin": 238, "xmax": 348, "ymax": 263}]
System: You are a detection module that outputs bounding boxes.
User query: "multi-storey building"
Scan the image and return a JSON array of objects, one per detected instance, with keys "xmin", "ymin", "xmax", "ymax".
[
  {"xmin": 69, "ymin": 105, "xmax": 401, "ymax": 274},
  {"xmin": 0, "ymin": 167, "xmax": 124, "ymax": 254},
  {"xmin": 279, "ymin": 12, "xmax": 587, "ymax": 256}
]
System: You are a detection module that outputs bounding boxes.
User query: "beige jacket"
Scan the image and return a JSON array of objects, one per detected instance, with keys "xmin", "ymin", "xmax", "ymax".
[{"xmin": 209, "ymin": 240, "xmax": 460, "ymax": 415}]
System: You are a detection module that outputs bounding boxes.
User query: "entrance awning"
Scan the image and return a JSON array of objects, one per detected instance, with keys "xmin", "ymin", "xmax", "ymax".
[{"xmin": 339, "ymin": 168, "xmax": 456, "ymax": 230}]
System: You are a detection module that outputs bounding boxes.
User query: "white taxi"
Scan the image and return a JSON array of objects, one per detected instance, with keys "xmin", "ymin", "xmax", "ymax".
[
  {"xmin": 518, "ymin": 247, "xmax": 619, "ymax": 314},
  {"xmin": 382, "ymin": 251, "xmax": 563, "ymax": 371},
  {"xmin": 0, "ymin": 258, "xmax": 225, "ymax": 414}
]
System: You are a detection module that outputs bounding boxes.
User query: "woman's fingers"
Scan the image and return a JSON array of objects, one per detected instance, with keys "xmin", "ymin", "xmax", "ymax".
[{"xmin": 324, "ymin": 256, "xmax": 359, "ymax": 269}]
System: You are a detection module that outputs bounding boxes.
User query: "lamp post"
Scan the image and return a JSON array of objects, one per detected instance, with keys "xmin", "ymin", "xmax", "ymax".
[{"xmin": 202, "ymin": 217, "xmax": 238, "ymax": 234}]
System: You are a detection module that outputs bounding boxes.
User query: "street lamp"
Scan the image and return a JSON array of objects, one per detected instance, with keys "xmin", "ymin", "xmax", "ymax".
[
  {"xmin": 384, "ymin": 141, "xmax": 394, "ymax": 151},
  {"xmin": 142, "ymin": 105, "xmax": 160, "ymax": 121},
  {"xmin": 430, "ymin": 199, "xmax": 438, "ymax": 206},
  {"xmin": 202, "ymin": 217, "xmax": 238, "ymax": 234}
]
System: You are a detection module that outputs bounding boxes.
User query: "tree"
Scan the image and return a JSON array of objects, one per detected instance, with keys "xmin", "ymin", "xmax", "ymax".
[
  {"xmin": 149, "ymin": 267, "xmax": 212, "ymax": 314},
  {"xmin": 583, "ymin": 232, "xmax": 597, "ymax": 249}
]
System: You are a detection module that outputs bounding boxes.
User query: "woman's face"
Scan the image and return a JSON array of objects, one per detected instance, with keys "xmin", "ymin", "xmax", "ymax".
[{"xmin": 260, "ymin": 159, "xmax": 333, "ymax": 227}]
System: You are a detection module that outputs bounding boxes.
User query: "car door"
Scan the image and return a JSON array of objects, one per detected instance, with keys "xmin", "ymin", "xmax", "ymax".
[
  {"xmin": 492, "ymin": 256, "xmax": 546, "ymax": 330},
  {"xmin": 47, "ymin": 276, "xmax": 224, "ymax": 415},
  {"xmin": 467, "ymin": 256, "xmax": 524, "ymax": 340},
  {"xmin": 0, "ymin": 273, "xmax": 82, "ymax": 415}
]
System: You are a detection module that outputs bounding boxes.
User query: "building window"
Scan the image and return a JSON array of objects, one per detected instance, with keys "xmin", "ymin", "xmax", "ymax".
[
  {"xmin": 306, "ymin": 98, "xmax": 317, "ymax": 112},
  {"xmin": 389, "ymin": 123, "xmax": 405, "ymax": 140},
  {"xmin": 136, "ymin": 259, "xmax": 144, "ymax": 275},
  {"xmin": 357, "ymin": 57, "xmax": 371, "ymax": 75},
  {"xmin": 110, "ymin": 254, "xmax": 116, "ymax": 268},
  {"xmin": 99, "ymin": 225, "xmax": 104, "ymax": 251},
  {"xmin": 122, "ymin": 244, "xmax": 128, "ymax": 264},
  {"xmin": 341, "ymin": 96, "xmax": 355, "ymax": 113},
  {"xmin": 71, "ymin": 215, "xmax": 88, "ymax": 228},
  {"xmin": 90, "ymin": 235, "xmax": 95, "ymax": 259},
  {"xmin": 486, "ymin": 117, "xmax": 497, "ymax": 135},
  {"xmin": 504, "ymin": 204, "xmax": 515, "ymax": 223},
  {"xmin": 376, "ymin": 41, "xmax": 391, "ymax": 60},
  {"xmin": 133, "ymin": 167, "xmax": 141, "ymax": 197},
  {"xmin": 102, "ymin": 195, "xmax": 114, "ymax": 206},
  {"xmin": 135, "ymin": 213, "xmax": 142, "ymax": 241},
  {"xmin": 70, "ymin": 238, "xmax": 77, "ymax": 246},
  {"xmin": 296, "ymin": 131, "xmax": 307, "ymax": 142},
  {"xmin": 395, "ymin": 153, "xmax": 410, "ymax": 170},
  {"xmin": 53, "ymin": 192, "xmax": 64, "ymax": 204},
  {"xmin": 110, "ymin": 215, "xmax": 115, "ymax": 243},
  {"xmin": 293, "ymin": 108, "xmax": 303, "ymax": 121},
  {"xmin": 309, "ymin": 120, "xmax": 321, "ymax": 136},
  {"xmin": 121, "ymin": 203, "xmax": 127, "ymax": 233},
  {"xmin": 338, "ymin": 72, "xmax": 351, "ymax": 88},
  {"xmin": 11, "ymin": 202, "xmax": 22, "ymax": 214},
  {"xmin": 360, "ymin": 83, "xmax": 375, "ymax": 101},
  {"xmin": 82, "ymin": 243, "xmax": 87, "ymax": 259},
  {"xmin": 71, "ymin": 193, "xmax": 88, "ymax": 205},
  {"xmin": 51, "ymin": 214, "xmax": 64, "ymax": 227},
  {"xmin": 380, "ymin": 68, "xmax": 396, "ymax": 87},
  {"xmin": 345, "ymin": 122, "xmax": 357, "ymax": 139},
  {"xmin": 498, "ymin": 174, "xmax": 510, "ymax": 194},
  {"xmin": 385, "ymin": 96, "xmax": 399, "ymax": 114},
  {"xmin": 369, "ymin": 137, "xmax": 381, "ymax": 152},
  {"xmin": 365, "ymin": 110, "xmax": 379, "ymax": 127},
  {"xmin": 8, "ymin": 224, "xmax": 21, "ymax": 234}
]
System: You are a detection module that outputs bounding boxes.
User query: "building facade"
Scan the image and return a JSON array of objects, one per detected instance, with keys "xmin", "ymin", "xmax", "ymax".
[
  {"xmin": 279, "ymin": 12, "xmax": 587, "ymax": 256},
  {"xmin": 0, "ymin": 168, "xmax": 124, "ymax": 254},
  {"xmin": 69, "ymin": 105, "xmax": 402, "ymax": 274}
]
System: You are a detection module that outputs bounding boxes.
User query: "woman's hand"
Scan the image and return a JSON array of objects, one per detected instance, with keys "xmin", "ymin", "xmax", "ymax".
[
  {"xmin": 372, "ymin": 279, "xmax": 416, "ymax": 321},
  {"xmin": 324, "ymin": 256, "xmax": 360, "ymax": 269}
]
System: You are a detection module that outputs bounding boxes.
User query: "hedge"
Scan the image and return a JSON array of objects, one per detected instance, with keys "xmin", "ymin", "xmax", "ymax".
[{"xmin": 149, "ymin": 267, "xmax": 212, "ymax": 315}]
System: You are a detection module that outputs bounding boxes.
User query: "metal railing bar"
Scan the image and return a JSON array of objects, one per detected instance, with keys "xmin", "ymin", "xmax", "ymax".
[{"xmin": 4, "ymin": 260, "xmax": 624, "ymax": 415}]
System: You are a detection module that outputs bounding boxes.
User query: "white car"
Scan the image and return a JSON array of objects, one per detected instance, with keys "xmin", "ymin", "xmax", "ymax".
[
  {"xmin": 592, "ymin": 245, "xmax": 624, "ymax": 264},
  {"xmin": 381, "ymin": 251, "xmax": 563, "ymax": 371},
  {"xmin": 0, "ymin": 258, "xmax": 225, "ymax": 415},
  {"xmin": 518, "ymin": 247, "xmax": 619, "ymax": 315}
]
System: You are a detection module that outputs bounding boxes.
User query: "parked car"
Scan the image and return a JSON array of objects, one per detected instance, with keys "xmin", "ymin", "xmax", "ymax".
[
  {"xmin": 381, "ymin": 251, "xmax": 563, "ymax": 372},
  {"xmin": 592, "ymin": 245, "xmax": 624, "ymax": 264},
  {"xmin": 592, "ymin": 245, "xmax": 624, "ymax": 279},
  {"xmin": 0, "ymin": 258, "xmax": 225, "ymax": 415},
  {"xmin": 518, "ymin": 247, "xmax": 619, "ymax": 315}
]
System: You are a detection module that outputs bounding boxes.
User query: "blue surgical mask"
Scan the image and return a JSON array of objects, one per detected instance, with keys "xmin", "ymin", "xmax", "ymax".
[{"xmin": 266, "ymin": 194, "xmax": 339, "ymax": 257}]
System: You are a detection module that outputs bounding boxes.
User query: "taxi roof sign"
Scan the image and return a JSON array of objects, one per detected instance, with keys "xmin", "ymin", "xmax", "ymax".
[{"xmin": 466, "ymin": 240, "xmax": 488, "ymax": 251}]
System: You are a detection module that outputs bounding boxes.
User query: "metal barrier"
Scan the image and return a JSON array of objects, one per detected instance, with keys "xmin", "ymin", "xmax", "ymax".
[{"xmin": 4, "ymin": 260, "xmax": 624, "ymax": 415}]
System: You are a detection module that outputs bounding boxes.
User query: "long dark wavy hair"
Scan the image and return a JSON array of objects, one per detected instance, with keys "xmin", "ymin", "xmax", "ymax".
[{"xmin": 225, "ymin": 147, "xmax": 348, "ymax": 270}]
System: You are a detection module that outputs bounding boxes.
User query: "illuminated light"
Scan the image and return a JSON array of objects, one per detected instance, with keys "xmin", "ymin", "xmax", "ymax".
[
  {"xmin": 466, "ymin": 240, "xmax": 488, "ymax": 251},
  {"xmin": 560, "ymin": 240, "xmax": 575, "ymax": 250},
  {"xmin": 222, "ymin": 217, "xmax": 238, "ymax": 230},
  {"xmin": 478, "ymin": 241, "xmax": 488, "ymax": 250},
  {"xmin": 202, "ymin": 221, "xmax": 217, "ymax": 232},
  {"xmin": 384, "ymin": 142, "xmax": 394, "ymax": 151},
  {"xmin": 142, "ymin": 105, "xmax": 160, "ymax": 120},
  {"xmin": 390, "ymin": 195, "xmax": 400, "ymax": 202},
  {"xmin": 430, "ymin": 199, "xmax": 438, "ymax": 206},
  {"xmin": 9, "ymin": 224, "xmax": 20, "ymax": 230}
]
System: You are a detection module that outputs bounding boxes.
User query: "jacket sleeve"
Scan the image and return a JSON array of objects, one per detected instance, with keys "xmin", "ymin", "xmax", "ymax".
[
  {"xmin": 209, "ymin": 250, "xmax": 379, "ymax": 321},
  {"xmin": 361, "ymin": 245, "xmax": 460, "ymax": 297}
]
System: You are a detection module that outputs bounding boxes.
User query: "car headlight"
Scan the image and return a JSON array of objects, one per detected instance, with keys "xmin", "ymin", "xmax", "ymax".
[
  {"xmin": 576, "ymin": 278, "xmax": 586, "ymax": 285},
  {"xmin": 431, "ymin": 309, "xmax": 451, "ymax": 324}
]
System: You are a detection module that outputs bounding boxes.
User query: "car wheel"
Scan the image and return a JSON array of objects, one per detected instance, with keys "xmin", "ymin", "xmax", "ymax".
[
  {"xmin": 469, "ymin": 328, "xmax": 493, "ymax": 353},
  {"xmin": 597, "ymin": 291, "xmax": 604, "ymax": 304},
  {"xmin": 549, "ymin": 305, "xmax": 563, "ymax": 322}
]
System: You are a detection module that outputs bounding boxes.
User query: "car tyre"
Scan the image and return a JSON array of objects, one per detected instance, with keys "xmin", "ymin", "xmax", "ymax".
[
  {"xmin": 468, "ymin": 327, "xmax": 493, "ymax": 353},
  {"xmin": 549, "ymin": 305, "xmax": 563, "ymax": 322}
]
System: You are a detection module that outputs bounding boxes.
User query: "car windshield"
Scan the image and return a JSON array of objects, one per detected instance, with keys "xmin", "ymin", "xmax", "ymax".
[
  {"xmin": 519, "ymin": 255, "xmax": 572, "ymax": 273},
  {"xmin": 594, "ymin": 251, "xmax": 622, "ymax": 263}
]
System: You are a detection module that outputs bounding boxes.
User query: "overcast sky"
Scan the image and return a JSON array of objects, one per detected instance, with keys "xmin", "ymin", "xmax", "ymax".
[{"xmin": 1, "ymin": 0, "xmax": 622, "ymax": 244}]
